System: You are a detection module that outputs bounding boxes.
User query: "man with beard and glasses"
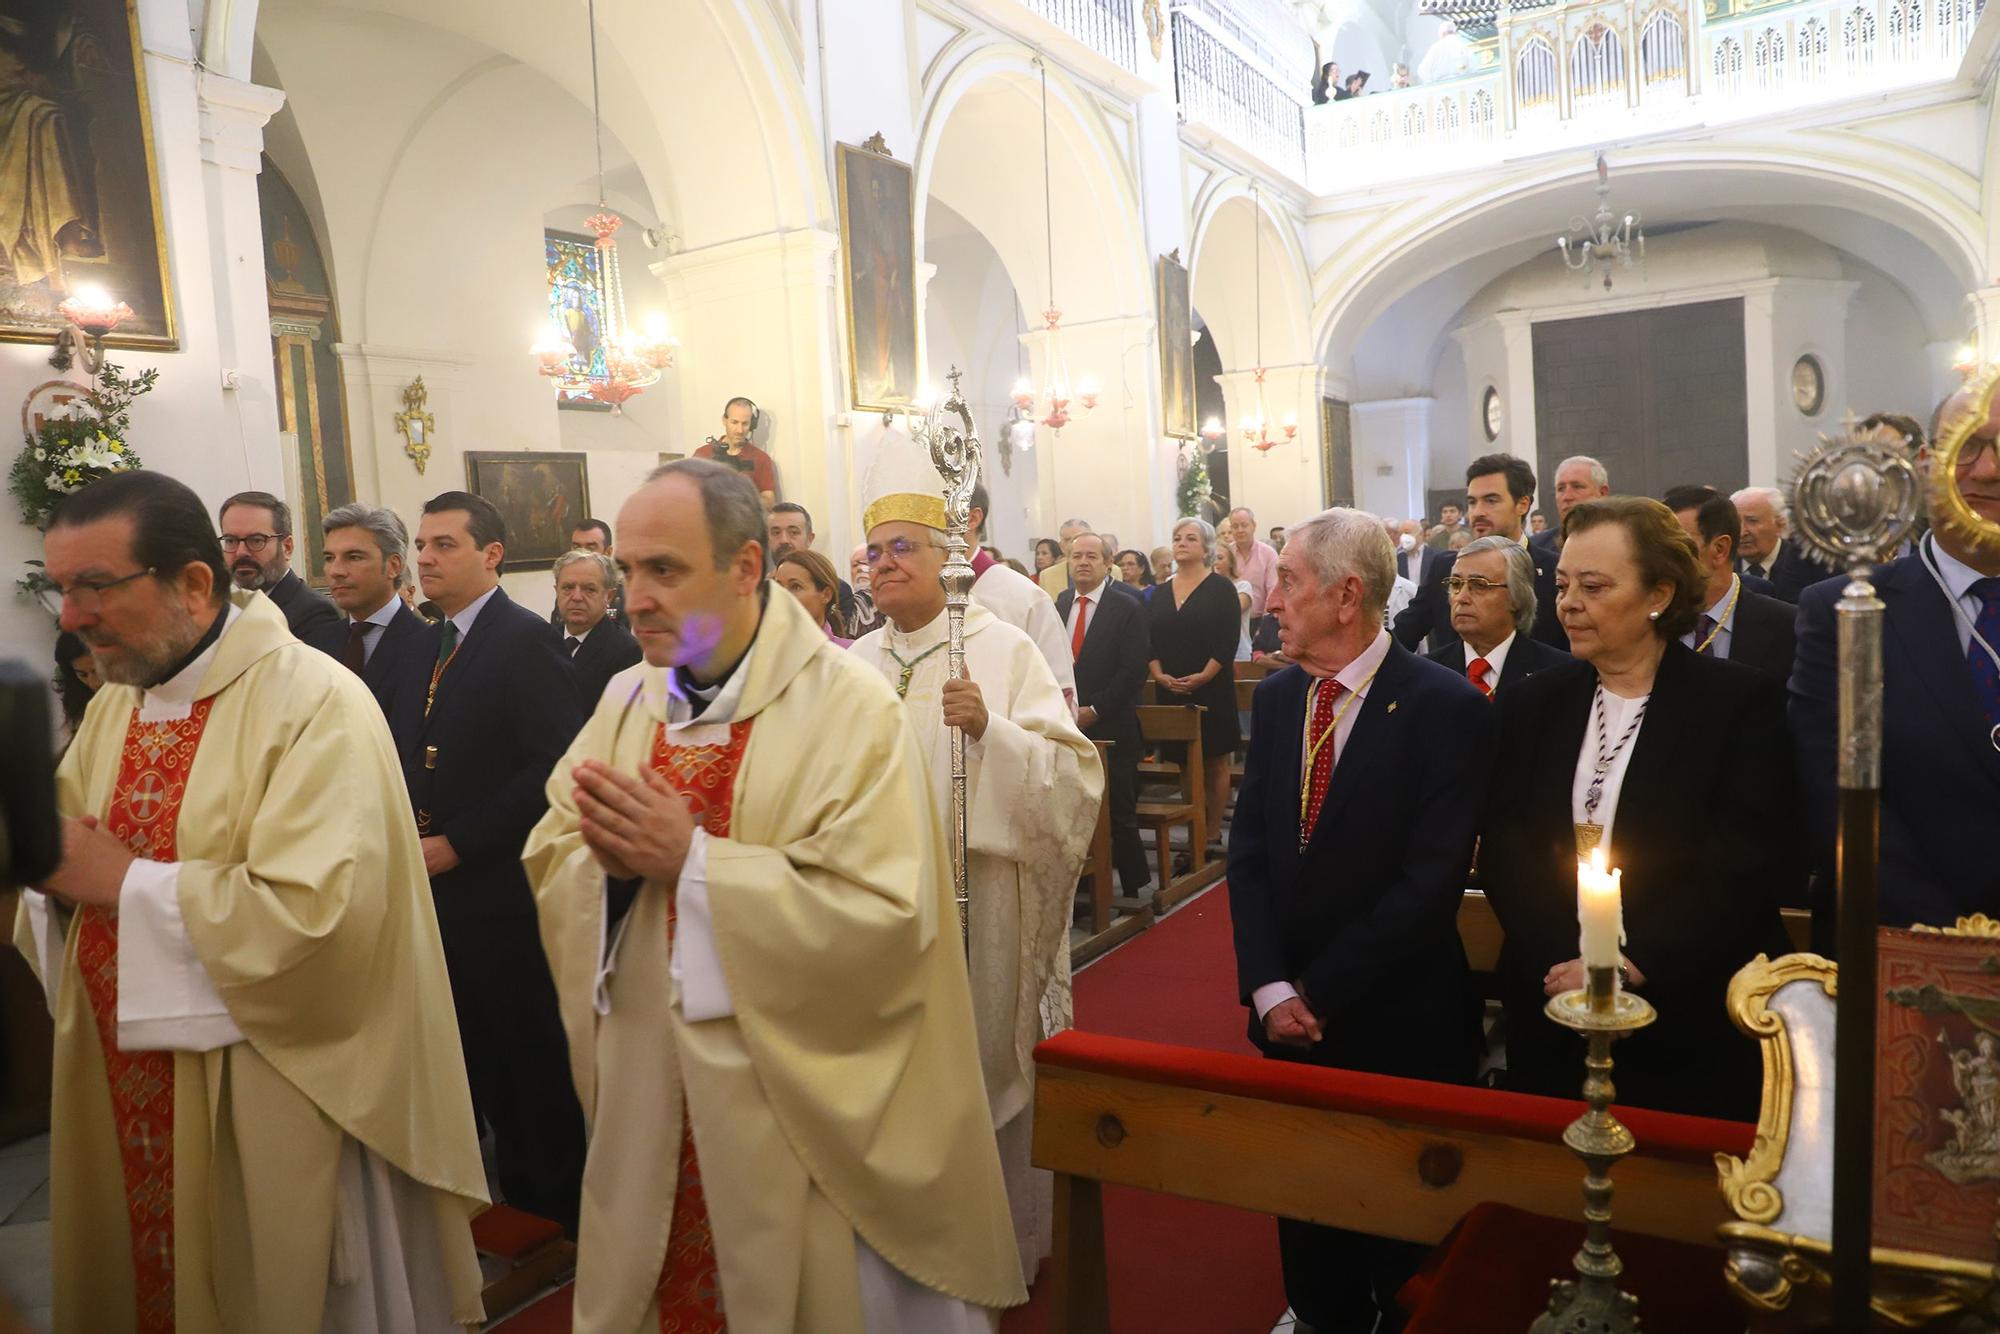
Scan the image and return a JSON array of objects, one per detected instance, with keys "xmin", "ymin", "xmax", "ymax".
[
  {"xmin": 216, "ymin": 489, "xmax": 340, "ymax": 639},
  {"xmin": 19, "ymin": 470, "xmax": 486, "ymax": 1331}
]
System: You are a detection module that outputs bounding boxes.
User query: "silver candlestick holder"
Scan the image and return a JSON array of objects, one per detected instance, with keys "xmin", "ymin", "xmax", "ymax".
[{"xmin": 1532, "ymin": 965, "xmax": 1657, "ymax": 1334}]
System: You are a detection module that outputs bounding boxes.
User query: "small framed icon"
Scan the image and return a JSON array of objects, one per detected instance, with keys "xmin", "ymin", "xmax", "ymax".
[{"xmin": 1791, "ymin": 355, "xmax": 1825, "ymax": 417}]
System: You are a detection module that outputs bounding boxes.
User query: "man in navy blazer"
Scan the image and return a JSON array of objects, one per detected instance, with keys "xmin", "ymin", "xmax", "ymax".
[
  {"xmin": 1791, "ymin": 425, "xmax": 2000, "ymax": 940},
  {"xmin": 1230, "ymin": 508, "xmax": 1494, "ymax": 1334},
  {"xmin": 1395, "ymin": 453, "xmax": 1546, "ymax": 655},
  {"xmin": 388, "ymin": 491, "xmax": 586, "ymax": 1233},
  {"xmin": 1057, "ymin": 534, "xmax": 1153, "ymax": 894},
  {"xmin": 303, "ymin": 502, "xmax": 427, "ymax": 716}
]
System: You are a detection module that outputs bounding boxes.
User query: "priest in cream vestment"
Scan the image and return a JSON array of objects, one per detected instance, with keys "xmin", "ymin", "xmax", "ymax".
[
  {"xmin": 18, "ymin": 471, "xmax": 487, "ymax": 1333},
  {"xmin": 849, "ymin": 436, "xmax": 1104, "ymax": 1280},
  {"xmin": 523, "ymin": 459, "xmax": 1022, "ymax": 1333}
]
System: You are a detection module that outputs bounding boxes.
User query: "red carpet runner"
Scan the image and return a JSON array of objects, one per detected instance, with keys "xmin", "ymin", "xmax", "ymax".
[{"xmin": 1002, "ymin": 885, "xmax": 1286, "ymax": 1334}]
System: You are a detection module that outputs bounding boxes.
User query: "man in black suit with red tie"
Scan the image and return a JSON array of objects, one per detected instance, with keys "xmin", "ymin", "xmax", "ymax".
[
  {"xmin": 1230, "ymin": 508, "xmax": 1494, "ymax": 1334},
  {"xmin": 1057, "ymin": 534, "xmax": 1152, "ymax": 895},
  {"xmin": 387, "ymin": 491, "xmax": 586, "ymax": 1233},
  {"xmin": 1425, "ymin": 536, "xmax": 1569, "ymax": 695}
]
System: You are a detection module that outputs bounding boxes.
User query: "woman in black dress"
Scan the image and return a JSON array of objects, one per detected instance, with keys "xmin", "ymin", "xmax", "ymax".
[
  {"xmin": 1477, "ymin": 497, "xmax": 1797, "ymax": 1121},
  {"xmin": 1148, "ymin": 516, "xmax": 1243, "ymax": 851}
]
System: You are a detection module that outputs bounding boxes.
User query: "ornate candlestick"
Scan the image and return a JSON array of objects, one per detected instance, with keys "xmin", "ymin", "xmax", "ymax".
[
  {"xmin": 1788, "ymin": 418, "xmax": 1923, "ymax": 1329},
  {"xmin": 910, "ymin": 366, "xmax": 983, "ymax": 950},
  {"xmin": 1533, "ymin": 966, "xmax": 1656, "ymax": 1334}
]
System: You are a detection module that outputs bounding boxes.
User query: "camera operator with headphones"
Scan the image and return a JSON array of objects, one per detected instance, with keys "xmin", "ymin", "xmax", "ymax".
[{"xmin": 694, "ymin": 395, "xmax": 779, "ymax": 507}]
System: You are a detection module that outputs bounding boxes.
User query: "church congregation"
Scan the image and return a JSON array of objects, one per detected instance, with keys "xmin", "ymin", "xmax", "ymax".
[{"xmin": 10, "ymin": 0, "xmax": 2000, "ymax": 1330}]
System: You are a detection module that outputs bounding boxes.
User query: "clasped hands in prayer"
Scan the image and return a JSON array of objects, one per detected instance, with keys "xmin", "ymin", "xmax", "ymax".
[{"xmin": 573, "ymin": 760, "xmax": 698, "ymax": 883}]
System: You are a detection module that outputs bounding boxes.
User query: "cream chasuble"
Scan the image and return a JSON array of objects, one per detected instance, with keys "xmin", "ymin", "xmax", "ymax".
[
  {"xmin": 523, "ymin": 588, "xmax": 1022, "ymax": 1334},
  {"xmin": 848, "ymin": 604, "xmax": 1104, "ymax": 1276},
  {"xmin": 13, "ymin": 590, "xmax": 487, "ymax": 1333}
]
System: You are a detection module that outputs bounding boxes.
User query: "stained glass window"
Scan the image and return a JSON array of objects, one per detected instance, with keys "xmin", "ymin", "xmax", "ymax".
[{"xmin": 544, "ymin": 230, "xmax": 609, "ymax": 408}]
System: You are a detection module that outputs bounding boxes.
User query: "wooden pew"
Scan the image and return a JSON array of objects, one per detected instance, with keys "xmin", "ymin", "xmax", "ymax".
[
  {"xmin": 1072, "ymin": 741, "xmax": 1152, "ymax": 968},
  {"xmin": 1134, "ymin": 705, "xmax": 1223, "ymax": 911},
  {"xmin": 1033, "ymin": 1031, "xmax": 1750, "ymax": 1334}
]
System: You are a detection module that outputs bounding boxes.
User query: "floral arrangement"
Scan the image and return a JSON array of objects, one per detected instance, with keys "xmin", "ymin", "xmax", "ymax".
[
  {"xmin": 9, "ymin": 362, "xmax": 157, "ymax": 528},
  {"xmin": 1175, "ymin": 439, "xmax": 1212, "ymax": 519}
]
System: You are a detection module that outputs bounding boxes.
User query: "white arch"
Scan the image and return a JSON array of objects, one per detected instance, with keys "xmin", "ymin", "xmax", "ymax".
[{"xmin": 1188, "ymin": 176, "xmax": 1314, "ymax": 371}]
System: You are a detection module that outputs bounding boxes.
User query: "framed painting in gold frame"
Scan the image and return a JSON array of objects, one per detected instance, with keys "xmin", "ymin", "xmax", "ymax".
[
  {"xmin": 1158, "ymin": 252, "xmax": 1195, "ymax": 439},
  {"xmin": 836, "ymin": 138, "xmax": 918, "ymax": 411},
  {"xmin": 464, "ymin": 451, "xmax": 592, "ymax": 573},
  {"xmin": 0, "ymin": 0, "xmax": 178, "ymax": 349}
]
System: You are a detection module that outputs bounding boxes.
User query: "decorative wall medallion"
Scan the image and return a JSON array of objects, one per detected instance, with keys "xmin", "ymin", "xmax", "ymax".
[
  {"xmin": 396, "ymin": 377, "xmax": 436, "ymax": 474},
  {"xmin": 22, "ymin": 379, "xmax": 91, "ymax": 445},
  {"xmin": 1791, "ymin": 354, "xmax": 1825, "ymax": 416},
  {"xmin": 1483, "ymin": 385, "xmax": 1503, "ymax": 441},
  {"xmin": 1144, "ymin": 0, "xmax": 1166, "ymax": 60}
]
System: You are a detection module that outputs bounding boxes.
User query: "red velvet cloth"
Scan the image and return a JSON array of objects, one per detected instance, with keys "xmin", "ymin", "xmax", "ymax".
[
  {"xmin": 1399, "ymin": 1203, "xmax": 1739, "ymax": 1332},
  {"xmin": 1034, "ymin": 1030, "xmax": 1753, "ymax": 1164}
]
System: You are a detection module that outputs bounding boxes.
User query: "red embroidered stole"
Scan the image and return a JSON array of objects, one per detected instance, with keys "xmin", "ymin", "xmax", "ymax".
[
  {"xmin": 651, "ymin": 717, "xmax": 753, "ymax": 1334},
  {"xmin": 76, "ymin": 699, "xmax": 216, "ymax": 1334}
]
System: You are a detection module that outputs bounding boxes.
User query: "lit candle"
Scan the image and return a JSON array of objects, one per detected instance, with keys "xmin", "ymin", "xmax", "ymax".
[{"xmin": 1577, "ymin": 846, "xmax": 1623, "ymax": 972}]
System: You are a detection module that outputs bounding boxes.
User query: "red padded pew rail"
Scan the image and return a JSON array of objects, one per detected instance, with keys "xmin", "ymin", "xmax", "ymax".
[{"xmin": 1033, "ymin": 1030, "xmax": 1753, "ymax": 1165}]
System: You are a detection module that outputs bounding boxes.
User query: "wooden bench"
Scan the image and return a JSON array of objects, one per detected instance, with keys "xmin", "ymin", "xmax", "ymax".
[
  {"xmin": 1033, "ymin": 1031, "xmax": 1750, "ymax": 1334},
  {"xmin": 1072, "ymin": 741, "xmax": 1152, "ymax": 967},
  {"xmin": 1134, "ymin": 705, "xmax": 1221, "ymax": 911}
]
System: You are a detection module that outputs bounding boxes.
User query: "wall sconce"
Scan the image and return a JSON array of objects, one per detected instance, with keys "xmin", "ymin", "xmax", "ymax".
[{"xmin": 49, "ymin": 285, "xmax": 133, "ymax": 377}]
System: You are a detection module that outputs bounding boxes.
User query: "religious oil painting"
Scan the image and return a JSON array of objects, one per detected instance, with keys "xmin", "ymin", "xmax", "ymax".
[
  {"xmin": 1874, "ymin": 926, "xmax": 2000, "ymax": 1263},
  {"xmin": 544, "ymin": 230, "xmax": 612, "ymax": 412},
  {"xmin": 0, "ymin": 0, "xmax": 176, "ymax": 347},
  {"xmin": 837, "ymin": 139, "xmax": 918, "ymax": 411},
  {"xmin": 1158, "ymin": 252, "xmax": 1195, "ymax": 439},
  {"xmin": 464, "ymin": 451, "xmax": 592, "ymax": 573}
]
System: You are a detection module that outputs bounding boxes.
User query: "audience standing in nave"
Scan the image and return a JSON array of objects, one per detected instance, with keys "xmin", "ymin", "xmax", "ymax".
[
  {"xmin": 1791, "ymin": 386, "xmax": 2000, "ymax": 939},
  {"xmin": 1731, "ymin": 485, "xmax": 1819, "ymax": 603},
  {"xmin": 1394, "ymin": 453, "xmax": 1546, "ymax": 654},
  {"xmin": 1116, "ymin": 545, "xmax": 1155, "ymax": 590},
  {"xmin": 767, "ymin": 500, "xmax": 860, "ymax": 628},
  {"xmin": 1214, "ymin": 539, "xmax": 1256, "ymax": 661},
  {"xmin": 1479, "ymin": 497, "xmax": 1796, "ymax": 1121},
  {"xmin": 967, "ymin": 481, "xmax": 1080, "ymax": 706},
  {"xmin": 1058, "ymin": 534, "xmax": 1155, "ymax": 898},
  {"xmin": 386, "ymin": 490, "xmax": 588, "ymax": 1234},
  {"xmin": 524, "ymin": 459, "xmax": 1024, "ymax": 1329},
  {"xmin": 1226, "ymin": 505, "xmax": 1280, "ymax": 630},
  {"xmin": 305, "ymin": 502, "xmax": 427, "ymax": 717},
  {"xmin": 547, "ymin": 517, "xmax": 629, "ymax": 629},
  {"xmin": 1668, "ymin": 489, "xmax": 1797, "ymax": 678},
  {"xmin": 217, "ymin": 489, "xmax": 341, "ymax": 639},
  {"xmin": 1229, "ymin": 508, "xmax": 1492, "ymax": 1334},
  {"xmin": 1529, "ymin": 454, "xmax": 1614, "ymax": 651},
  {"xmin": 1149, "ymin": 516, "xmax": 1244, "ymax": 855},
  {"xmin": 849, "ymin": 435, "xmax": 1102, "ymax": 1281},
  {"xmin": 50, "ymin": 630, "xmax": 99, "ymax": 747},
  {"xmin": 547, "ymin": 549, "xmax": 643, "ymax": 709},
  {"xmin": 1427, "ymin": 535, "xmax": 1571, "ymax": 696},
  {"xmin": 775, "ymin": 547, "xmax": 853, "ymax": 646},
  {"xmin": 1149, "ymin": 544, "xmax": 1174, "ymax": 584}
]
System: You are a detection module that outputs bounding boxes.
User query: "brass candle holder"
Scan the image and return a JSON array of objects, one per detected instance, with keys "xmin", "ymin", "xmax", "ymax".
[{"xmin": 1532, "ymin": 965, "xmax": 1657, "ymax": 1334}]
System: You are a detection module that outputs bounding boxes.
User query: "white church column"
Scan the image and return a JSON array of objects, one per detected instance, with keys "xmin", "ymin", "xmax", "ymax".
[
  {"xmin": 1020, "ymin": 313, "xmax": 1164, "ymax": 546},
  {"xmin": 653, "ymin": 230, "xmax": 848, "ymax": 542},
  {"xmin": 1216, "ymin": 364, "xmax": 1326, "ymax": 528},
  {"xmin": 1349, "ymin": 398, "xmax": 1436, "ymax": 520},
  {"xmin": 1496, "ymin": 311, "xmax": 1538, "ymax": 466},
  {"xmin": 196, "ymin": 72, "xmax": 289, "ymax": 496}
]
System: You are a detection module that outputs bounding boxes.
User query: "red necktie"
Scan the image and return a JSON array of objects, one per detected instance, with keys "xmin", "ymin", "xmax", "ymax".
[
  {"xmin": 1301, "ymin": 679, "xmax": 1346, "ymax": 847},
  {"xmin": 1071, "ymin": 594, "xmax": 1090, "ymax": 657},
  {"xmin": 1467, "ymin": 656, "xmax": 1493, "ymax": 698}
]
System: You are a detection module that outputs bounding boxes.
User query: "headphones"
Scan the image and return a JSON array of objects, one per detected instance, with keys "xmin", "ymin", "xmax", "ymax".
[{"xmin": 723, "ymin": 396, "xmax": 761, "ymax": 435}]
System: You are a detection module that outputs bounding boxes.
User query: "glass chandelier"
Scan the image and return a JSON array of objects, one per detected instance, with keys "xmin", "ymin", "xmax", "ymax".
[
  {"xmin": 531, "ymin": 0, "xmax": 676, "ymax": 412},
  {"xmin": 1557, "ymin": 152, "xmax": 1645, "ymax": 292}
]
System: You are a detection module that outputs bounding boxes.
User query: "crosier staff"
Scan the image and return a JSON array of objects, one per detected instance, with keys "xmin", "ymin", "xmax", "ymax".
[{"xmin": 912, "ymin": 365, "xmax": 983, "ymax": 949}]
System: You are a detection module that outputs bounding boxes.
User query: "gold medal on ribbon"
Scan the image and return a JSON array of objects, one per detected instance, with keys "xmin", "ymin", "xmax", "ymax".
[{"xmin": 1574, "ymin": 821, "xmax": 1604, "ymax": 858}]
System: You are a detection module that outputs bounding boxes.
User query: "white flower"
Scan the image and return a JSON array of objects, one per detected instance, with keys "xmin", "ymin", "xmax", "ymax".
[
  {"xmin": 33, "ymin": 447, "xmax": 45, "ymax": 460},
  {"xmin": 68, "ymin": 442, "xmax": 125, "ymax": 471}
]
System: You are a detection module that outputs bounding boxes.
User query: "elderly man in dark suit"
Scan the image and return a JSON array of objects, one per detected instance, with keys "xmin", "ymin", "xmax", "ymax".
[
  {"xmin": 1526, "ymin": 455, "xmax": 1613, "ymax": 651},
  {"xmin": 1730, "ymin": 486, "xmax": 1821, "ymax": 603},
  {"xmin": 1057, "ymin": 533, "xmax": 1152, "ymax": 895},
  {"xmin": 1231, "ymin": 508, "xmax": 1494, "ymax": 1334},
  {"xmin": 217, "ymin": 489, "xmax": 341, "ymax": 639},
  {"xmin": 388, "ymin": 490, "xmax": 586, "ymax": 1232},
  {"xmin": 1792, "ymin": 394, "xmax": 2000, "ymax": 939},
  {"xmin": 546, "ymin": 548, "xmax": 641, "ymax": 710},
  {"xmin": 303, "ymin": 502, "xmax": 426, "ymax": 716},
  {"xmin": 1426, "ymin": 535, "xmax": 1570, "ymax": 695},
  {"xmin": 1670, "ymin": 489, "xmax": 1796, "ymax": 678}
]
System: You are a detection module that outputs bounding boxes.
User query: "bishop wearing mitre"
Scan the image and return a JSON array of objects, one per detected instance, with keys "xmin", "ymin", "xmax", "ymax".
[
  {"xmin": 19, "ymin": 471, "xmax": 487, "ymax": 1332},
  {"xmin": 848, "ymin": 431, "xmax": 1104, "ymax": 1280},
  {"xmin": 523, "ymin": 457, "xmax": 1023, "ymax": 1333}
]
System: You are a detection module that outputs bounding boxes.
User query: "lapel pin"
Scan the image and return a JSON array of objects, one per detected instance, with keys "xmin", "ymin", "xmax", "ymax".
[{"xmin": 1386, "ymin": 701, "xmax": 1399, "ymax": 714}]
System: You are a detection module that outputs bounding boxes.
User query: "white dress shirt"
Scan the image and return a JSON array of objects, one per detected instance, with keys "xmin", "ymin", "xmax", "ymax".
[
  {"xmin": 1464, "ymin": 630, "xmax": 1515, "ymax": 690},
  {"xmin": 1253, "ymin": 628, "xmax": 1394, "ymax": 1021},
  {"xmin": 444, "ymin": 584, "xmax": 499, "ymax": 641},
  {"xmin": 1571, "ymin": 685, "xmax": 1651, "ymax": 855},
  {"xmin": 1681, "ymin": 575, "xmax": 1741, "ymax": 661},
  {"xmin": 1063, "ymin": 582, "xmax": 1110, "ymax": 644},
  {"xmin": 1927, "ymin": 535, "xmax": 1995, "ymax": 656},
  {"xmin": 347, "ymin": 594, "xmax": 401, "ymax": 665}
]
